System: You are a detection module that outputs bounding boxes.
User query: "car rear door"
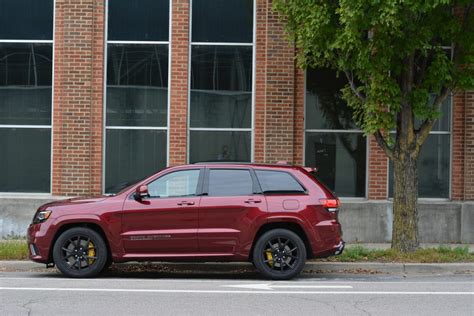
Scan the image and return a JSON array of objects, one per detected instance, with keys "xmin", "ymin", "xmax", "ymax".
[{"xmin": 197, "ymin": 167, "xmax": 267, "ymax": 255}]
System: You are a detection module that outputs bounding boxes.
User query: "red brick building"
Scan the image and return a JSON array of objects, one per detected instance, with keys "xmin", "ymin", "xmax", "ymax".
[{"xmin": 0, "ymin": 0, "xmax": 473, "ymax": 242}]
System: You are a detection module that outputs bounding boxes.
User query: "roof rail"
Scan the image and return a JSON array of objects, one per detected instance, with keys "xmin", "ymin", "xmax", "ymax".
[{"xmin": 192, "ymin": 161, "xmax": 253, "ymax": 165}]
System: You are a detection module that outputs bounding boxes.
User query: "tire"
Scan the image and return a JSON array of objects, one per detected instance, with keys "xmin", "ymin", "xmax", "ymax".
[
  {"xmin": 252, "ymin": 229, "xmax": 306, "ymax": 280},
  {"xmin": 53, "ymin": 227, "xmax": 108, "ymax": 278}
]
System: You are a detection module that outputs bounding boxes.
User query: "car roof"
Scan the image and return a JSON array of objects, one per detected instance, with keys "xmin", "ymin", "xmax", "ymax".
[{"xmin": 191, "ymin": 161, "xmax": 304, "ymax": 170}]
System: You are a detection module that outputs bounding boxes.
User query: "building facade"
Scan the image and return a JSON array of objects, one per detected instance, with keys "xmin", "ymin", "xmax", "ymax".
[{"xmin": 1, "ymin": 0, "xmax": 473, "ymax": 242}]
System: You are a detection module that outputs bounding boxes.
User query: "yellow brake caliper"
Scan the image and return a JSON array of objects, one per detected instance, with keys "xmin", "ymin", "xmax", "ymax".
[
  {"xmin": 265, "ymin": 250, "xmax": 273, "ymax": 267},
  {"xmin": 87, "ymin": 241, "xmax": 95, "ymax": 265}
]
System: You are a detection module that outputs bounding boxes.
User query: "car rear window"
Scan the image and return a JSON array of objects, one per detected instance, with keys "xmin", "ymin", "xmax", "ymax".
[
  {"xmin": 255, "ymin": 170, "xmax": 305, "ymax": 194},
  {"xmin": 208, "ymin": 169, "xmax": 254, "ymax": 196}
]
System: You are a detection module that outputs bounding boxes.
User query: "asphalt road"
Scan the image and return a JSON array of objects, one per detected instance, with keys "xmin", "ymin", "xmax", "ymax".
[{"xmin": 1, "ymin": 271, "xmax": 473, "ymax": 315}]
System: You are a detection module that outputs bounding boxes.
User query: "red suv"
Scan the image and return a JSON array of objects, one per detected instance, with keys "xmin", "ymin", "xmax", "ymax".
[{"xmin": 28, "ymin": 163, "xmax": 344, "ymax": 280}]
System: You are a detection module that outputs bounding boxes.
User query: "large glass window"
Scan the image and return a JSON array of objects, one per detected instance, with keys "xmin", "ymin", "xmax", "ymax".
[
  {"xmin": 105, "ymin": 0, "xmax": 170, "ymax": 193},
  {"xmin": 0, "ymin": 1, "xmax": 53, "ymax": 192},
  {"xmin": 189, "ymin": 0, "xmax": 254, "ymax": 163},
  {"xmin": 0, "ymin": 0, "xmax": 54, "ymax": 40},
  {"xmin": 305, "ymin": 68, "xmax": 367, "ymax": 197},
  {"xmin": 389, "ymin": 97, "xmax": 451, "ymax": 198}
]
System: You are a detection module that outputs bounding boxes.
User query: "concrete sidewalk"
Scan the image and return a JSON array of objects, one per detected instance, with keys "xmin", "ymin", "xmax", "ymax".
[
  {"xmin": 1, "ymin": 260, "xmax": 472, "ymax": 275},
  {"xmin": 351, "ymin": 243, "xmax": 474, "ymax": 252}
]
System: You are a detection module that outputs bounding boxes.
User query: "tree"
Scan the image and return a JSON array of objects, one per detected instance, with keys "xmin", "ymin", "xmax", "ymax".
[{"xmin": 274, "ymin": 0, "xmax": 474, "ymax": 252}]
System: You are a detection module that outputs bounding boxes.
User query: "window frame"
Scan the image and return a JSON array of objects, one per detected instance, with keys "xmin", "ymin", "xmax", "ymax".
[
  {"xmin": 386, "ymin": 94, "xmax": 453, "ymax": 201},
  {"xmin": 103, "ymin": 0, "xmax": 172, "ymax": 194},
  {"xmin": 145, "ymin": 168, "xmax": 204, "ymax": 199},
  {"xmin": 202, "ymin": 167, "xmax": 261, "ymax": 197},
  {"xmin": 0, "ymin": 0, "xmax": 55, "ymax": 195},
  {"xmin": 187, "ymin": 0, "xmax": 256, "ymax": 163},
  {"xmin": 254, "ymin": 169, "xmax": 307, "ymax": 195},
  {"xmin": 303, "ymin": 70, "xmax": 369, "ymax": 200}
]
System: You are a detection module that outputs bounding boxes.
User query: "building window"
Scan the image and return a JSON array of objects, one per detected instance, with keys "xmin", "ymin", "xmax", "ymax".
[
  {"xmin": 189, "ymin": 0, "xmax": 254, "ymax": 163},
  {"xmin": 105, "ymin": 0, "xmax": 170, "ymax": 193},
  {"xmin": 305, "ymin": 68, "xmax": 367, "ymax": 198},
  {"xmin": 0, "ymin": 0, "xmax": 54, "ymax": 193},
  {"xmin": 389, "ymin": 97, "xmax": 451, "ymax": 198}
]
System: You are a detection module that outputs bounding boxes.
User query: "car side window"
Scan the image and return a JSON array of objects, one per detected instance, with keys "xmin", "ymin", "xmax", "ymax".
[
  {"xmin": 147, "ymin": 169, "xmax": 200, "ymax": 198},
  {"xmin": 208, "ymin": 169, "xmax": 254, "ymax": 197},
  {"xmin": 255, "ymin": 170, "xmax": 305, "ymax": 194}
]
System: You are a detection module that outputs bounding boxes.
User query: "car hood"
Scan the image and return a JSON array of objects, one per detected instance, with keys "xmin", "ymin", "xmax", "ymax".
[{"xmin": 39, "ymin": 196, "xmax": 109, "ymax": 210}]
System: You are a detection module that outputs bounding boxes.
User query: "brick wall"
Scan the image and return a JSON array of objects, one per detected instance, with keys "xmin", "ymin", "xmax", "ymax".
[
  {"xmin": 52, "ymin": 0, "xmax": 105, "ymax": 196},
  {"xmin": 254, "ymin": 0, "xmax": 298, "ymax": 164},
  {"xmin": 452, "ymin": 92, "xmax": 465, "ymax": 200},
  {"xmin": 168, "ymin": 0, "xmax": 189, "ymax": 166},
  {"xmin": 367, "ymin": 136, "xmax": 389, "ymax": 199},
  {"xmin": 293, "ymin": 67, "xmax": 305, "ymax": 166},
  {"xmin": 464, "ymin": 91, "xmax": 474, "ymax": 200},
  {"xmin": 46, "ymin": 0, "xmax": 472, "ymax": 201}
]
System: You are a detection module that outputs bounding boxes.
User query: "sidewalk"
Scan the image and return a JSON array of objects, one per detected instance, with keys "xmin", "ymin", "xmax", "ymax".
[
  {"xmin": 1, "ymin": 243, "xmax": 472, "ymax": 275},
  {"xmin": 351, "ymin": 243, "xmax": 474, "ymax": 252},
  {"xmin": 1, "ymin": 260, "xmax": 472, "ymax": 275}
]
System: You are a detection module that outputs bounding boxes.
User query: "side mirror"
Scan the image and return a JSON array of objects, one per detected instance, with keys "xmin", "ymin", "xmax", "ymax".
[{"xmin": 135, "ymin": 185, "xmax": 150, "ymax": 200}]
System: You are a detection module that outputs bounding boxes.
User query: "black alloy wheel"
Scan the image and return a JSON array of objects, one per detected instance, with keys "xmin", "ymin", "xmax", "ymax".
[
  {"xmin": 53, "ymin": 227, "xmax": 108, "ymax": 278},
  {"xmin": 252, "ymin": 229, "xmax": 306, "ymax": 280}
]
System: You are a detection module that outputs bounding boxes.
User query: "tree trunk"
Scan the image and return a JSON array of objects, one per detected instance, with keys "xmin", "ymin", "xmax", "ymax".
[{"xmin": 391, "ymin": 152, "xmax": 419, "ymax": 252}]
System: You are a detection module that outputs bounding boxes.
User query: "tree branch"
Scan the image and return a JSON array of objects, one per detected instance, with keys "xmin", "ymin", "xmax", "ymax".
[
  {"xmin": 415, "ymin": 87, "xmax": 451, "ymax": 149},
  {"xmin": 374, "ymin": 129, "xmax": 394, "ymax": 160},
  {"xmin": 343, "ymin": 70, "xmax": 366, "ymax": 102}
]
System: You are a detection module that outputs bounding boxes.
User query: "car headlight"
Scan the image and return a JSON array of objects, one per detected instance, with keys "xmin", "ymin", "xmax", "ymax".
[{"xmin": 33, "ymin": 210, "xmax": 52, "ymax": 224}]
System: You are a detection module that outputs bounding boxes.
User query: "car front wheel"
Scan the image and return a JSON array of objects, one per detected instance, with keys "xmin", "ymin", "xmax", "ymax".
[
  {"xmin": 252, "ymin": 229, "xmax": 306, "ymax": 280},
  {"xmin": 53, "ymin": 227, "xmax": 108, "ymax": 278}
]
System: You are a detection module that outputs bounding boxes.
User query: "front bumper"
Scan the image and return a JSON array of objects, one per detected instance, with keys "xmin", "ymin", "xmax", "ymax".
[{"xmin": 27, "ymin": 223, "xmax": 51, "ymax": 263}]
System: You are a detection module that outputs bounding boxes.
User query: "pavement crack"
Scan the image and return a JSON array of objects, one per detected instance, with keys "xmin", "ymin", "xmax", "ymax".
[{"xmin": 352, "ymin": 298, "xmax": 373, "ymax": 316}]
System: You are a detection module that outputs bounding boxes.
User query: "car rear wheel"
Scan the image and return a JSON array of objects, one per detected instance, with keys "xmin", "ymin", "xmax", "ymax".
[
  {"xmin": 252, "ymin": 229, "xmax": 306, "ymax": 280},
  {"xmin": 53, "ymin": 227, "xmax": 108, "ymax": 278}
]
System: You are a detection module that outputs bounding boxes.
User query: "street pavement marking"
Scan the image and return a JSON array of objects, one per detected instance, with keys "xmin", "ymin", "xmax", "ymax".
[
  {"xmin": 1, "ymin": 276, "xmax": 472, "ymax": 284},
  {"xmin": 222, "ymin": 284, "xmax": 353, "ymax": 290},
  {"xmin": 1, "ymin": 287, "xmax": 473, "ymax": 295}
]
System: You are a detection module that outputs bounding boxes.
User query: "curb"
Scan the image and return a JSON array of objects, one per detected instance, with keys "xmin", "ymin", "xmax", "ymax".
[
  {"xmin": 305, "ymin": 262, "xmax": 474, "ymax": 274},
  {"xmin": 1, "ymin": 260, "xmax": 473, "ymax": 275}
]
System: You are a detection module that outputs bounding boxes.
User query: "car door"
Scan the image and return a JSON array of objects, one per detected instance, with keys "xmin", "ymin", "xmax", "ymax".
[
  {"xmin": 121, "ymin": 168, "xmax": 203, "ymax": 255},
  {"xmin": 198, "ymin": 168, "xmax": 267, "ymax": 255}
]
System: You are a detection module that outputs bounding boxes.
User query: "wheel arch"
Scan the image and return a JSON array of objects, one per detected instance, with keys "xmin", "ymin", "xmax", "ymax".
[
  {"xmin": 48, "ymin": 221, "xmax": 112, "ymax": 263},
  {"xmin": 249, "ymin": 221, "xmax": 313, "ymax": 261}
]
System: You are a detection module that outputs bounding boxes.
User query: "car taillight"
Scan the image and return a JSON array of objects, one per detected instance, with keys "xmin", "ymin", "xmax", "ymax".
[{"xmin": 319, "ymin": 198, "xmax": 340, "ymax": 212}]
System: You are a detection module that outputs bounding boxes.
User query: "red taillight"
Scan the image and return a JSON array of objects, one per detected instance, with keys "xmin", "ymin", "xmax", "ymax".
[{"xmin": 319, "ymin": 198, "xmax": 340, "ymax": 212}]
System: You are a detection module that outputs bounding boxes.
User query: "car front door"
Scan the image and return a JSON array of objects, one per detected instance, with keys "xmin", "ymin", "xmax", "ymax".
[
  {"xmin": 198, "ymin": 168, "xmax": 267, "ymax": 255},
  {"xmin": 121, "ymin": 168, "xmax": 203, "ymax": 255}
]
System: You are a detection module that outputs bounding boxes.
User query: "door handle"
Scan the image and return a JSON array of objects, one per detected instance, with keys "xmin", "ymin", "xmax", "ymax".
[
  {"xmin": 244, "ymin": 199, "xmax": 262, "ymax": 204},
  {"xmin": 177, "ymin": 201, "xmax": 195, "ymax": 206}
]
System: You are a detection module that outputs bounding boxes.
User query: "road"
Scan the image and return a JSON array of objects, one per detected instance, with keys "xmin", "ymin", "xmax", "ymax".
[{"xmin": 1, "ymin": 271, "xmax": 473, "ymax": 315}]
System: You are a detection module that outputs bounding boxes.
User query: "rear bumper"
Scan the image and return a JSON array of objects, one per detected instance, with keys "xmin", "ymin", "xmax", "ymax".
[{"xmin": 334, "ymin": 240, "xmax": 345, "ymax": 255}]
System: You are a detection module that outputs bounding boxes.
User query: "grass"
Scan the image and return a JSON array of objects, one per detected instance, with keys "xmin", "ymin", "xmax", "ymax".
[
  {"xmin": 0, "ymin": 239, "xmax": 29, "ymax": 260},
  {"xmin": 0, "ymin": 240, "xmax": 473, "ymax": 263},
  {"xmin": 318, "ymin": 245, "xmax": 474, "ymax": 263}
]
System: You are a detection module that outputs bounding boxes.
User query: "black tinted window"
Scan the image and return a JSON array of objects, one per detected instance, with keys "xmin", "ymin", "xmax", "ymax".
[
  {"xmin": 108, "ymin": 0, "xmax": 169, "ymax": 41},
  {"xmin": 0, "ymin": 43, "xmax": 53, "ymax": 125},
  {"xmin": 208, "ymin": 169, "xmax": 253, "ymax": 196},
  {"xmin": 192, "ymin": 0, "xmax": 253, "ymax": 43},
  {"xmin": 256, "ymin": 170, "xmax": 305, "ymax": 193},
  {"xmin": 0, "ymin": 0, "xmax": 54, "ymax": 40}
]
